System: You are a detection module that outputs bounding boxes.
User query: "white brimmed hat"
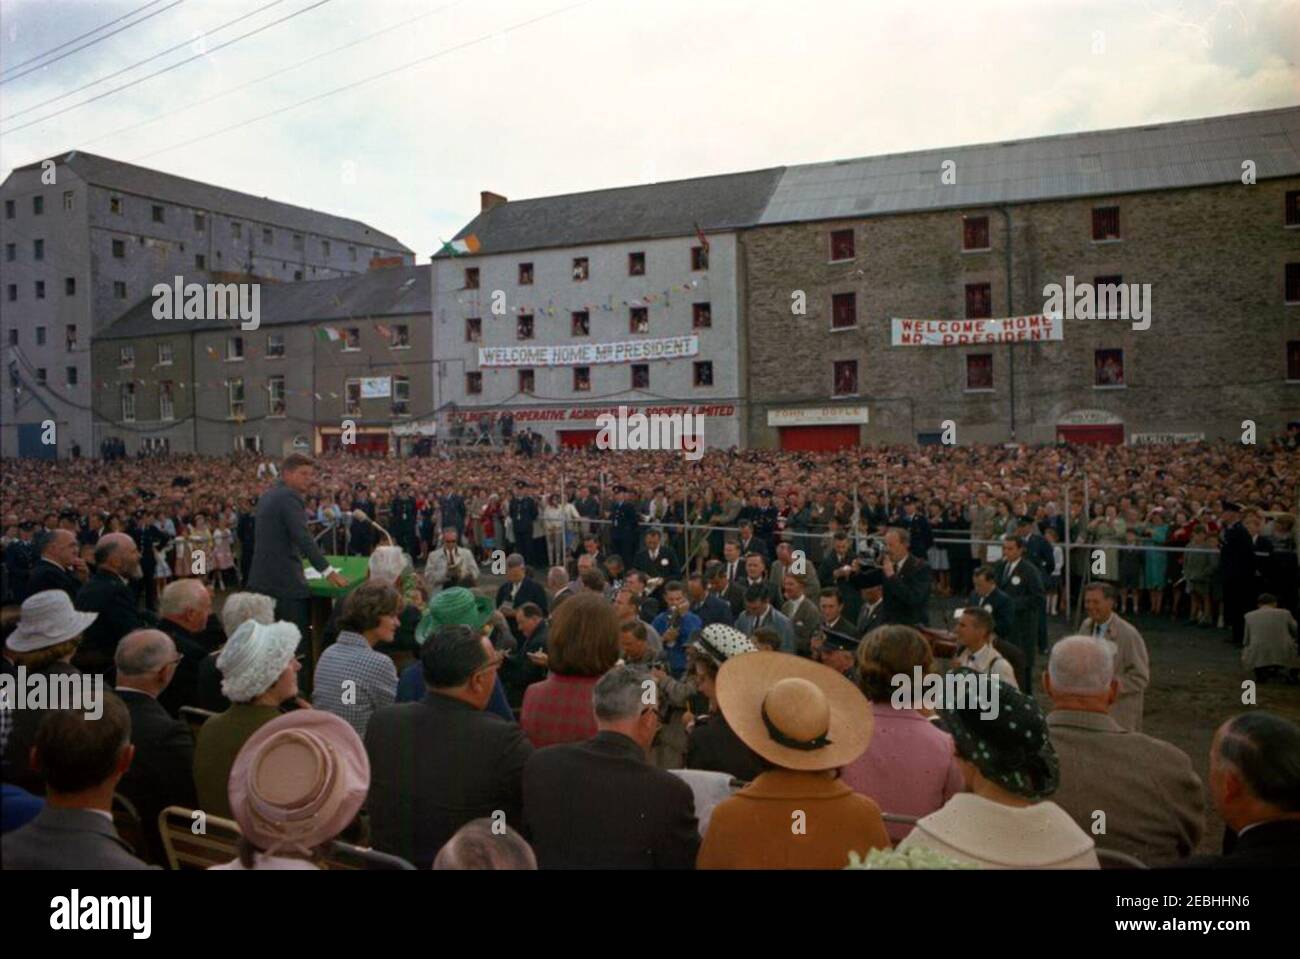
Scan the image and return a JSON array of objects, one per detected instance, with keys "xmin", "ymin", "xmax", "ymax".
[
  {"xmin": 6, "ymin": 590, "xmax": 98, "ymax": 653},
  {"xmin": 217, "ymin": 619, "xmax": 301, "ymax": 703}
]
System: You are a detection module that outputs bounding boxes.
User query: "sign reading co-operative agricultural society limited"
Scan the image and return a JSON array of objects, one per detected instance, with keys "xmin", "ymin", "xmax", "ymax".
[{"xmin": 478, "ymin": 336, "xmax": 700, "ymax": 368}]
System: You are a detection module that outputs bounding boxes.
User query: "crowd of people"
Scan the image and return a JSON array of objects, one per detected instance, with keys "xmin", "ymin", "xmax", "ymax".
[{"xmin": 1, "ymin": 437, "xmax": 1298, "ymax": 870}]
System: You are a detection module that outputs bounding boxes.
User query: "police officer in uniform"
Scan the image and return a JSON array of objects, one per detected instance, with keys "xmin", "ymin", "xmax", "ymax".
[
  {"xmin": 510, "ymin": 480, "xmax": 541, "ymax": 568},
  {"xmin": 754, "ymin": 488, "xmax": 780, "ymax": 554},
  {"xmin": 389, "ymin": 481, "xmax": 419, "ymax": 558},
  {"xmin": 610, "ymin": 485, "xmax": 640, "ymax": 569},
  {"xmin": 349, "ymin": 482, "xmax": 377, "ymax": 556}
]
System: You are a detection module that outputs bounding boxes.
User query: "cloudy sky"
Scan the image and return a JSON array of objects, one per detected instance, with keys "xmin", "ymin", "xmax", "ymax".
[{"xmin": 1, "ymin": 0, "xmax": 1295, "ymax": 258}]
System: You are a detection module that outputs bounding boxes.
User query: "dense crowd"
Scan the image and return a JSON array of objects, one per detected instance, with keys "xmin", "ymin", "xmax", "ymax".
[{"xmin": 1, "ymin": 438, "xmax": 1298, "ymax": 870}]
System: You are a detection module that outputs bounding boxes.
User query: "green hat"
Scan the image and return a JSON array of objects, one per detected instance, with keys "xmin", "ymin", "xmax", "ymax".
[{"xmin": 415, "ymin": 587, "xmax": 494, "ymax": 645}]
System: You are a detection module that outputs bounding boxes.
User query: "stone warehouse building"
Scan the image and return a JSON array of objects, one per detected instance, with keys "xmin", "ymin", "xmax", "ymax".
[
  {"xmin": 743, "ymin": 106, "xmax": 1300, "ymax": 449},
  {"xmin": 432, "ymin": 171, "xmax": 784, "ymax": 450},
  {"xmin": 90, "ymin": 266, "xmax": 430, "ymax": 457},
  {"xmin": 0, "ymin": 150, "xmax": 413, "ymax": 459}
]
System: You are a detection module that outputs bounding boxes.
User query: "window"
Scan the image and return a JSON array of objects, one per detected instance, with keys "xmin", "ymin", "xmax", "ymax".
[
  {"xmin": 831, "ymin": 292, "xmax": 857, "ymax": 329},
  {"xmin": 572, "ymin": 257, "xmax": 589, "ymax": 281},
  {"xmin": 517, "ymin": 314, "xmax": 534, "ymax": 340},
  {"xmin": 5, "ymin": 243, "xmax": 13, "ymax": 261},
  {"xmin": 965, "ymin": 353, "xmax": 993, "ymax": 391},
  {"xmin": 194, "ymin": 213, "xmax": 206, "ymax": 231},
  {"xmin": 1094, "ymin": 348, "xmax": 1125, "ymax": 387},
  {"xmin": 518, "ymin": 369, "xmax": 534, "ymax": 393},
  {"xmin": 195, "ymin": 254, "xmax": 206, "ymax": 270},
  {"xmin": 233, "ymin": 435, "xmax": 261, "ymax": 453},
  {"xmin": 343, "ymin": 328, "xmax": 360, "ymax": 351},
  {"xmin": 691, "ymin": 245, "xmax": 709, "ymax": 271},
  {"xmin": 628, "ymin": 252, "xmax": 646, "ymax": 276},
  {"xmin": 119, "ymin": 346, "xmax": 135, "ymax": 369},
  {"xmin": 112, "ymin": 238, "xmax": 125, "ymax": 258},
  {"xmin": 33, "ymin": 239, "xmax": 43, "ymax": 260},
  {"xmin": 35, "ymin": 368, "xmax": 47, "ymax": 385},
  {"xmin": 389, "ymin": 324, "xmax": 409, "ymax": 349},
  {"xmin": 63, "ymin": 191, "xmax": 73, "ymax": 211},
  {"xmin": 292, "ymin": 234, "xmax": 303, "ymax": 251},
  {"xmin": 963, "ymin": 216, "xmax": 990, "ymax": 251},
  {"xmin": 160, "ymin": 381, "xmax": 174, "ymax": 421},
  {"xmin": 231, "ymin": 221, "xmax": 242, "ymax": 239},
  {"xmin": 35, "ymin": 281, "xmax": 45, "ymax": 299},
  {"xmin": 322, "ymin": 239, "xmax": 331, "ymax": 257},
  {"xmin": 631, "ymin": 364, "xmax": 649, "ymax": 389},
  {"xmin": 113, "ymin": 281, "xmax": 126, "ymax": 300},
  {"xmin": 1287, "ymin": 191, "xmax": 1300, "ymax": 227},
  {"xmin": 151, "ymin": 204, "xmax": 164, "ymax": 223},
  {"xmin": 693, "ymin": 361, "xmax": 714, "ymax": 387},
  {"xmin": 226, "ymin": 336, "xmax": 244, "ymax": 361},
  {"xmin": 833, "ymin": 360, "xmax": 858, "ymax": 396},
  {"xmin": 465, "ymin": 317, "xmax": 482, "ymax": 342},
  {"xmin": 965, "ymin": 282, "xmax": 992, "ymax": 319},
  {"xmin": 7, "ymin": 329, "xmax": 16, "ymax": 345},
  {"xmin": 267, "ymin": 376, "xmax": 286, "ymax": 417},
  {"xmin": 1289, "ymin": 341, "xmax": 1300, "ymax": 381},
  {"xmin": 157, "ymin": 342, "xmax": 173, "ymax": 365},
  {"xmin": 1092, "ymin": 206, "xmax": 1120, "ymax": 241},
  {"xmin": 35, "ymin": 326, "xmax": 46, "ymax": 346},
  {"xmin": 1286, "ymin": 263, "xmax": 1300, "ymax": 304},
  {"xmin": 345, "ymin": 380, "xmax": 361, "ymax": 415},
  {"xmin": 466, "ymin": 372, "xmax": 482, "ymax": 395},
  {"xmin": 33, "ymin": 196, "xmax": 43, "ymax": 215},
  {"xmin": 293, "ymin": 270, "xmax": 303, "ymax": 281},
  {"xmin": 110, "ymin": 196, "xmax": 122, "ymax": 215},
  {"xmin": 64, "ymin": 277, "xmax": 75, "ymax": 296},
  {"xmin": 629, "ymin": 307, "xmax": 649, "ymax": 333},
  {"xmin": 228, "ymin": 378, "xmax": 246, "ymax": 418},
  {"xmin": 392, "ymin": 376, "xmax": 410, "ymax": 416},
  {"xmin": 121, "ymin": 383, "xmax": 136, "ymax": 422},
  {"xmin": 266, "ymin": 333, "xmax": 285, "ymax": 358},
  {"xmin": 66, "ymin": 366, "xmax": 78, "ymax": 386},
  {"xmin": 348, "ymin": 245, "xmax": 357, "ymax": 262},
  {"xmin": 262, "ymin": 227, "xmax": 273, "ymax": 245},
  {"xmin": 830, "ymin": 229, "xmax": 855, "ymax": 261},
  {"xmin": 1094, "ymin": 275, "xmax": 1124, "ymax": 318},
  {"xmin": 4, "ymin": 200, "xmax": 12, "ymax": 218},
  {"xmin": 65, "ymin": 325, "xmax": 77, "ymax": 350},
  {"xmin": 7, "ymin": 285, "xmax": 16, "ymax": 301},
  {"xmin": 465, "ymin": 267, "xmax": 480, "ymax": 289},
  {"xmin": 571, "ymin": 311, "xmax": 590, "ymax": 336},
  {"xmin": 573, "ymin": 366, "xmax": 591, "ymax": 391},
  {"xmin": 692, "ymin": 302, "xmax": 712, "ymax": 329},
  {"xmin": 518, "ymin": 262, "xmax": 533, "ymax": 285}
]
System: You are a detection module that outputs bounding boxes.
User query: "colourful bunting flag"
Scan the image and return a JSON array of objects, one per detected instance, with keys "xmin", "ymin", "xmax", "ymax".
[{"xmin": 316, "ymin": 326, "xmax": 341, "ymax": 343}]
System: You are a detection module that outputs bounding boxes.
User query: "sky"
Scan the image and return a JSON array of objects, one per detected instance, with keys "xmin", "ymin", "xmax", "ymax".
[{"xmin": 0, "ymin": 0, "xmax": 1296, "ymax": 260}]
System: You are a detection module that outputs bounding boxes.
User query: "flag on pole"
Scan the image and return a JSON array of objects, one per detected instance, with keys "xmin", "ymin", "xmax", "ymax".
[
  {"xmin": 437, "ymin": 234, "xmax": 481, "ymax": 257},
  {"xmin": 316, "ymin": 326, "xmax": 341, "ymax": 344},
  {"xmin": 694, "ymin": 222, "xmax": 710, "ymax": 253}
]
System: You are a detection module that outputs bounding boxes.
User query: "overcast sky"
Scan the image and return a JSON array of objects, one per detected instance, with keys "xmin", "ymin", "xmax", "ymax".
[{"xmin": 1, "ymin": 0, "xmax": 1295, "ymax": 259}]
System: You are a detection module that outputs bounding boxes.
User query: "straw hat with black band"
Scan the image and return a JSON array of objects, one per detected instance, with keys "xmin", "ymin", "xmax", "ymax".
[{"xmin": 716, "ymin": 651, "xmax": 872, "ymax": 772}]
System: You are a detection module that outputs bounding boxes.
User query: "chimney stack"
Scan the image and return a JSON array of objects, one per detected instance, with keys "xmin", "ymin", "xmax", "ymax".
[{"xmin": 481, "ymin": 191, "xmax": 508, "ymax": 212}]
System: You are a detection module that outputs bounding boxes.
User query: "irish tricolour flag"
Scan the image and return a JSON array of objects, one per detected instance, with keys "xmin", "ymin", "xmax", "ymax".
[{"xmin": 438, "ymin": 234, "xmax": 481, "ymax": 257}]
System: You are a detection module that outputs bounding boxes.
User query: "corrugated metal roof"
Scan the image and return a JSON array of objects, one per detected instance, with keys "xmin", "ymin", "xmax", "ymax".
[
  {"xmin": 443, "ymin": 167, "xmax": 785, "ymax": 257},
  {"xmin": 759, "ymin": 106, "xmax": 1300, "ymax": 224},
  {"xmin": 11, "ymin": 150, "xmax": 413, "ymax": 252},
  {"xmin": 98, "ymin": 264, "xmax": 429, "ymax": 340}
]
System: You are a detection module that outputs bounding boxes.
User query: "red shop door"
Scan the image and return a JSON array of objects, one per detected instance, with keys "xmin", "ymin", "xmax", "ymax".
[
  {"xmin": 1056, "ymin": 424, "xmax": 1124, "ymax": 446},
  {"xmin": 778, "ymin": 425, "xmax": 860, "ymax": 451},
  {"xmin": 558, "ymin": 429, "xmax": 600, "ymax": 449}
]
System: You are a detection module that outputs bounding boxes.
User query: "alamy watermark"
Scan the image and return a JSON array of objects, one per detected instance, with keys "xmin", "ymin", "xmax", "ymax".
[
  {"xmin": 1042, "ymin": 276, "xmax": 1150, "ymax": 331},
  {"xmin": 890, "ymin": 666, "xmax": 1001, "ymax": 719},
  {"xmin": 0, "ymin": 666, "xmax": 103, "ymax": 720},
  {"xmin": 595, "ymin": 405, "xmax": 704, "ymax": 461},
  {"xmin": 152, "ymin": 276, "xmax": 261, "ymax": 330}
]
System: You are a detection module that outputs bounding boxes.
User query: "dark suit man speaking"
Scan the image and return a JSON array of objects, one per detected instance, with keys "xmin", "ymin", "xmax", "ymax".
[
  {"xmin": 247, "ymin": 454, "xmax": 348, "ymax": 640},
  {"xmin": 879, "ymin": 527, "xmax": 931, "ymax": 626}
]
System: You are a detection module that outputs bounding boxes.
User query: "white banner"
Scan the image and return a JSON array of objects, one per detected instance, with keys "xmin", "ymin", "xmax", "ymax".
[
  {"xmin": 360, "ymin": 376, "xmax": 391, "ymax": 398},
  {"xmin": 1129, "ymin": 431, "xmax": 1205, "ymax": 446},
  {"xmin": 891, "ymin": 314, "xmax": 1063, "ymax": 346},
  {"xmin": 478, "ymin": 335, "xmax": 699, "ymax": 368},
  {"xmin": 767, "ymin": 405, "xmax": 869, "ymax": 426}
]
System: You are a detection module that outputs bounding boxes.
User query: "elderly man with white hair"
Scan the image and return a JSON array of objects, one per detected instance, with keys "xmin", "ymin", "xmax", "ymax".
[
  {"xmin": 156, "ymin": 578, "xmax": 213, "ymax": 717},
  {"xmin": 1045, "ymin": 635, "xmax": 1205, "ymax": 865}
]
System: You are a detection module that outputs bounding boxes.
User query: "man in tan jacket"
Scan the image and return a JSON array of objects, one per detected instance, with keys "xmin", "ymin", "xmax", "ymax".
[
  {"xmin": 1045, "ymin": 635, "xmax": 1205, "ymax": 866},
  {"xmin": 1079, "ymin": 582, "xmax": 1150, "ymax": 731}
]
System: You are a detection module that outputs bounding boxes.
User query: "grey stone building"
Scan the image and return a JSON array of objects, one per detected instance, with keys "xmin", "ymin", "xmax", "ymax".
[
  {"xmin": 91, "ymin": 265, "xmax": 431, "ymax": 457},
  {"xmin": 1, "ymin": 150, "xmax": 413, "ymax": 458},
  {"xmin": 743, "ymin": 107, "xmax": 1300, "ymax": 448}
]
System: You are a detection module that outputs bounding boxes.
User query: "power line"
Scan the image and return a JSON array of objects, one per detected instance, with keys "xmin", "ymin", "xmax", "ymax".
[
  {"xmin": 0, "ymin": 0, "xmax": 185, "ymax": 85},
  {"xmin": 2, "ymin": 0, "xmax": 290, "ymax": 123},
  {"xmin": 1, "ymin": 0, "xmax": 336, "ymax": 135}
]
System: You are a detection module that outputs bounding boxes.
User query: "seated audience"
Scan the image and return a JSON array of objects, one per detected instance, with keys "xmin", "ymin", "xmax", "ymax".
[
  {"xmin": 683, "ymin": 624, "xmax": 765, "ymax": 782},
  {"xmin": 521, "ymin": 593, "xmax": 620, "ymax": 748},
  {"xmin": 397, "ymin": 587, "xmax": 513, "ymax": 721},
  {"xmin": 73, "ymin": 532, "xmax": 150, "ymax": 675},
  {"xmin": 312, "ymin": 583, "xmax": 400, "ymax": 738},
  {"xmin": 433, "ymin": 817, "xmax": 538, "ymax": 870},
  {"xmin": 951, "ymin": 606, "xmax": 1019, "ymax": 690},
  {"xmin": 23, "ymin": 529, "xmax": 85, "ymax": 601},
  {"xmin": 196, "ymin": 591, "xmax": 276, "ymax": 713},
  {"xmin": 156, "ymin": 579, "xmax": 213, "ymax": 717},
  {"xmin": 500, "ymin": 602, "xmax": 548, "ymax": 709},
  {"xmin": 698, "ymin": 652, "xmax": 890, "ymax": 868},
  {"xmin": 1, "ymin": 782, "xmax": 43, "ymax": 833},
  {"xmin": 213, "ymin": 711, "xmax": 369, "ymax": 870}
]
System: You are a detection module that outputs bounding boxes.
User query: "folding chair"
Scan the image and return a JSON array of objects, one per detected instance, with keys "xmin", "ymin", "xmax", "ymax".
[
  {"xmin": 1096, "ymin": 847, "xmax": 1149, "ymax": 869},
  {"xmin": 881, "ymin": 813, "xmax": 919, "ymax": 827},
  {"xmin": 111, "ymin": 792, "xmax": 146, "ymax": 860},
  {"xmin": 323, "ymin": 840, "xmax": 417, "ymax": 870},
  {"xmin": 179, "ymin": 706, "xmax": 218, "ymax": 739},
  {"xmin": 158, "ymin": 805, "xmax": 243, "ymax": 870}
]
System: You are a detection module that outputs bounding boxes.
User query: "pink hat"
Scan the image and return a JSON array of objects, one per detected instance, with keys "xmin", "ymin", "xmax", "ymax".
[{"xmin": 227, "ymin": 711, "xmax": 369, "ymax": 855}]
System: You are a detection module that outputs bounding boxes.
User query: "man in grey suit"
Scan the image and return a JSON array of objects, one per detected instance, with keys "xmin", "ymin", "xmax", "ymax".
[
  {"xmin": 769, "ymin": 541, "xmax": 820, "ymax": 598},
  {"xmin": 1045, "ymin": 635, "xmax": 1204, "ymax": 866},
  {"xmin": 2, "ymin": 693, "xmax": 155, "ymax": 869},
  {"xmin": 1080, "ymin": 582, "xmax": 1151, "ymax": 731},
  {"xmin": 247, "ymin": 453, "xmax": 348, "ymax": 641},
  {"xmin": 781, "ymin": 571, "xmax": 823, "ymax": 657},
  {"xmin": 735, "ymin": 583, "xmax": 795, "ymax": 653}
]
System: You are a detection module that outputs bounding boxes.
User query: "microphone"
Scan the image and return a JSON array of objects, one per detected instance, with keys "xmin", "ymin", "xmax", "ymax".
[{"xmin": 351, "ymin": 509, "xmax": 394, "ymax": 545}]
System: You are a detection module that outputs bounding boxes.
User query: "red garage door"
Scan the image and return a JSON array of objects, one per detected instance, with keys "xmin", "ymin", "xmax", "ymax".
[
  {"xmin": 1056, "ymin": 424, "xmax": 1124, "ymax": 446},
  {"xmin": 779, "ymin": 425, "xmax": 860, "ymax": 451},
  {"xmin": 558, "ymin": 429, "xmax": 600, "ymax": 449}
]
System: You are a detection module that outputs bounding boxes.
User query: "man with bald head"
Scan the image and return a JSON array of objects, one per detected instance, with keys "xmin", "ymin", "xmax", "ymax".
[
  {"xmin": 156, "ymin": 578, "xmax": 214, "ymax": 717},
  {"xmin": 73, "ymin": 532, "xmax": 154, "ymax": 676},
  {"xmin": 23, "ymin": 528, "xmax": 88, "ymax": 600},
  {"xmin": 1045, "ymin": 635, "xmax": 1204, "ymax": 865},
  {"xmin": 114, "ymin": 629, "xmax": 198, "ymax": 862}
]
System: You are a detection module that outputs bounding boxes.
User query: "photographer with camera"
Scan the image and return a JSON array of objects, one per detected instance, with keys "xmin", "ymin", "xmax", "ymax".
[
  {"xmin": 650, "ymin": 581, "xmax": 703, "ymax": 679},
  {"xmin": 879, "ymin": 527, "xmax": 932, "ymax": 626}
]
